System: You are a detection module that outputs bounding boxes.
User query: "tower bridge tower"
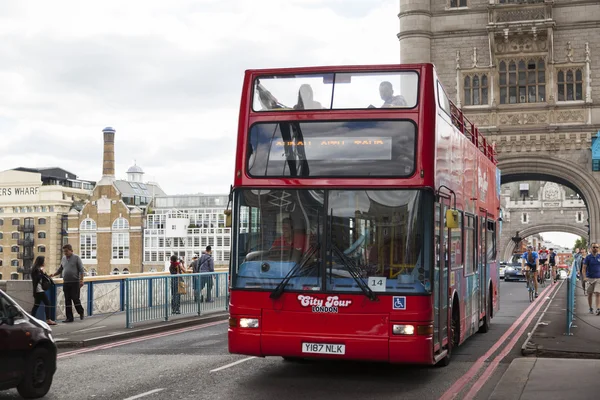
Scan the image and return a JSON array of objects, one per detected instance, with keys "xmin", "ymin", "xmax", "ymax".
[{"xmin": 398, "ymin": 0, "xmax": 600, "ymax": 245}]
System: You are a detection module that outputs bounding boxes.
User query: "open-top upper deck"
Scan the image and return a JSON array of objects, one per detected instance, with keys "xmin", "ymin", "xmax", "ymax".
[{"xmin": 234, "ymin": 63, "xmax": 496, "ymax": 188}]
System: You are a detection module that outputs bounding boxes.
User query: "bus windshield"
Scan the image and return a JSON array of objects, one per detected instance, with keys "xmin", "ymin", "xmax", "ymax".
[
  {"xmin": 232, "ymin": 189, "xmax": 430, "ymax": 294},
  {"xmin": 253, "ymin": 71, "xmax": 419, "ymax": 111}
]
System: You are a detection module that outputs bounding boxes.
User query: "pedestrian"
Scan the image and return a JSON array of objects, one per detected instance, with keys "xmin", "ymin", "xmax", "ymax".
[
  {"xmin": 169, "ymin": 255, "xmax": 186, "ymax": 314},
  {"xmin": 581, "ymin": 243, "xmax": 600, "ymax": 315},
  {"xmin": 190, "ymin": 254, "xmax": 200, "ymax": 301},
  {"xmin": 199, "ymin": 246, "xmax": 214, "ymax": 302},
  {"xmin": 51, "ymin": 244, "xmax": 85, "ymax": 323},
  {"xmin": 30, "ymin": 256, "xmax": 57, "ymax": 326}
]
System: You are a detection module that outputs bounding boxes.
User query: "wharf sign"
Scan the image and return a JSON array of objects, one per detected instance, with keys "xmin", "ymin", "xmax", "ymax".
[{"xmin": 0, "ymin": 186, "xmax": 40, "ymax": 197}]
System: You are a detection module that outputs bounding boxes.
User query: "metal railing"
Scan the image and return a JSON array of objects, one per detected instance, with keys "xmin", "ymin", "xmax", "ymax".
[
  {"xmin": 566, "ymin": 262, "xmax": 577, "ymax": 335},
  {"xmin": 125, "ymin": 272, "xmax": 228, "ymax": 328}
]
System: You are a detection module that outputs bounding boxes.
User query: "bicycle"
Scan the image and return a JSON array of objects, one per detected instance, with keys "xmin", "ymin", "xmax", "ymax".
[
  {"xmin": 525, "ymin": 268, "xmax": 536, "ymax": 302},
  {"xmin": 538, "ymin": 264, "xmax": 546, "ymax": 288}
]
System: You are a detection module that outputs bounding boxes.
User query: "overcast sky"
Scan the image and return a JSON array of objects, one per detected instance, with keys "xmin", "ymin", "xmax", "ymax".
[{"xmin": 0, "ymin": 0, "xmax": 399, "ymax": 195}]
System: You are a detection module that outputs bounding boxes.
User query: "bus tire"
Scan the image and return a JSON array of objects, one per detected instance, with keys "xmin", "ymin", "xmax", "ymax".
[
  {"xmin": 437, "ymin": 297, "xmax": 459, "ymax": 367},
  {"xmin": 478, "ymin": 286, "xmax": 493, "ymax": 333}
]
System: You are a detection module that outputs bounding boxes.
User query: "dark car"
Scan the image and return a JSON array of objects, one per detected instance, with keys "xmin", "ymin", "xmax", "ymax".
[
  {"xmin": 0, "ymin": 289, "xmax": 57, "ymax": 398},
  {"xmin": 504, "ymin": 254, "xmax": 526, "ymax": 282}
]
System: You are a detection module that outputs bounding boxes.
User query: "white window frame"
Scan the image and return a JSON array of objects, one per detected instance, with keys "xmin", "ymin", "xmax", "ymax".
[
  {"xmin": 112, "ymin": 232, "xmax": 130, "ymax": 260},
  {"xmin": 80, "ymin": 233, "xmax": 97, "ymax": 260}
]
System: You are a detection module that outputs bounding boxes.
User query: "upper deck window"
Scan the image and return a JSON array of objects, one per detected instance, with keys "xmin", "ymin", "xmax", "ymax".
[{"xmin": 253, "ymin": 71, "xmax": 418, "ymax": 112}]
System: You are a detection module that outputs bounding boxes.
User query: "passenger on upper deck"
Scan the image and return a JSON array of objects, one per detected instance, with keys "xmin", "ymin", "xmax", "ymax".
[
  {"xmin": 379, "ymin": 81, "xmax": 407, "ymax": 107},
  {"xmin": 294, "ymin": 84, "xmax": 324, "ymax": 110}
]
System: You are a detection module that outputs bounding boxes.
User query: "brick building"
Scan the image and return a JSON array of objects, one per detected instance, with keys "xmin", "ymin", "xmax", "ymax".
[
  {"xmin": 0, "ymin": 168, "xmax": 93, "ymax": 279},
  {"xmin": 67, "ymin": 127, "xmax": 165, "ymax": 275}
]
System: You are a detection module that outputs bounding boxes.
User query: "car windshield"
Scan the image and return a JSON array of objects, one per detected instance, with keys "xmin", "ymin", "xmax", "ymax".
[
  {"xmin": 232, "ymin": 189, "xmax": 430, "ymax": 294},
  {"xmin": 510, "ymin": 254, "xmax": 522, "ymax": 264}
]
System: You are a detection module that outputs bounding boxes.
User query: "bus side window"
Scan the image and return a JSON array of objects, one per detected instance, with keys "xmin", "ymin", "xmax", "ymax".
[
  {"xmin": 487, "ymin": 220, "xmax": 496, "ymax": 262},
  {"xmin": 437, "ymin": 81, "xmax": 451, "ymax": 116}
]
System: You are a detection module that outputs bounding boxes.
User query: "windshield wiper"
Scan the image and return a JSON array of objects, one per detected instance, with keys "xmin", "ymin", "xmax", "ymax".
[
  {"xmin": 331, "ymin": 244, "xmax": 378, "ymax": 301},
  {"xmin": 270, "ymin": 244, "xmax": 320, "ymax": 300}
]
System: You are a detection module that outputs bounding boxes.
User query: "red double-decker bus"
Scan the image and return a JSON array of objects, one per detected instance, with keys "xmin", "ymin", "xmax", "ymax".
[{"xmin": 228, "ymin": 64, "xmax": 500, "ymax": 366}]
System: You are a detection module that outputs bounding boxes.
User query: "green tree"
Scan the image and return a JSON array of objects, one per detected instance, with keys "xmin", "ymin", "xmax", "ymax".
[{"xmin": 573, "ymin": 237, "xmax": 588, "ymax": 251}]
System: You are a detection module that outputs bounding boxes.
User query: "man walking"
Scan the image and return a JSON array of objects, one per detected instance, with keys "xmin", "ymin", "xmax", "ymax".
[
  {"xmin": 582, "ymin": 243, "xmax": 600, "ymax": 315},
  {"xmin": 190, "ymin": 254, "xmax": 199, "ymax": 301},
  {"xmin": 52, "ymin": 244, "xmax": 85, "ymax": 322},
  {"xmin": 199, "ymin": 246, "xmax": 214, "ymax": 302}
]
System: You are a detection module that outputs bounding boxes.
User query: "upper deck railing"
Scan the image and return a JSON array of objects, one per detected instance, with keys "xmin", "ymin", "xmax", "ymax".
[{"xmin": 450, "ymin": 102, "xmax": 497, "ymax": 165}]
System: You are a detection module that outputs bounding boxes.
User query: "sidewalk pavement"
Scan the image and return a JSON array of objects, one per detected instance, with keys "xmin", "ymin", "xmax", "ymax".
[
  {"xmin": 50, "ymin": 310, "xmax": 228, "ymax": 349},
  {"xmin": 522, "ymin": 278, "xmax": 600, "ymax": 358},
  {"xmin": 489, "ymin": 278, "xmax": 600, "ymax": 399}
]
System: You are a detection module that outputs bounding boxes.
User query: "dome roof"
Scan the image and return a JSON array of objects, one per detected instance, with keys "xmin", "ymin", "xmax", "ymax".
[
  {"xmin": 127, "ymin": 164, "xmax": 144, "ymax": 174},
  {"xmin": 102, "ymin": 127, "xmax": 115, "ymax": 133}
]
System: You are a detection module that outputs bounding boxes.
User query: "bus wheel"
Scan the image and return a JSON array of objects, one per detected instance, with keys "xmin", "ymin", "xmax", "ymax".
[{"xmin": 478, "ymin": 287, "xmax": 492, "ymax": 333}]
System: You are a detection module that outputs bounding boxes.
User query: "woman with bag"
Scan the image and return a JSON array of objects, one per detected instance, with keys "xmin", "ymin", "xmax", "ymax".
[
  {"xmin": 169, "ymin": 255, "xmax": 186, "ymax": 314},
  {"xmin": 31, "ymin": 256, "xmax": 57, "ymax": 325}
]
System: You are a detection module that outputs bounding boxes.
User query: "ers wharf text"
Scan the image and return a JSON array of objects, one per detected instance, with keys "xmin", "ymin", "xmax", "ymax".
[{"xmin": 0, "ymin": 187, "xmax": 40, "ymax": 196}]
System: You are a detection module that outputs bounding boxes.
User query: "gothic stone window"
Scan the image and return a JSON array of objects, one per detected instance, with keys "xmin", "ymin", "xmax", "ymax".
[
  {"xmin": 557, "ymin": 69, "xmax": 583, "ymax": 102},
  {"xmin": 499, "ymin": 59, "xmax": 546, "ymax": 104},
  {"xmin": 464, "ymin": 74, "xmax": 488, "ymax": 106},
  {"xmin": 450, "ymin": 0, "xmax": 467, "ymax": 7},
  {"xmin": 521, "ymin": 213, "xmax": 529, "ymax": 224}
]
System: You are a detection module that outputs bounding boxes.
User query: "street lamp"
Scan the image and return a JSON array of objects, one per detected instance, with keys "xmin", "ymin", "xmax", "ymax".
[{"xmin": 511, "ymin": 231, "xmax": 522, "ymax": 253}]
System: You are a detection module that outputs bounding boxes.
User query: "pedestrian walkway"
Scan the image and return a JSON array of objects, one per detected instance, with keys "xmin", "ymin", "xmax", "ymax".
[
  {"xmin": 489, "ymin": 279, "xmax": 600, "ymax": 399},
  {"xmin": 522, "ymin": 279, "xmax": 600, "ymax": 357},
  {"xmin": 489, "ymin": 358, "xmax": 600, "ymax": 400},
  {"xmin": 51, "ymin": 309, "xmax": 228, "ymax": 348}
]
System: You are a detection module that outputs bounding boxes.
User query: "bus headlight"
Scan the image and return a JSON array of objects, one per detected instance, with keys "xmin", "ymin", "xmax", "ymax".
[
  {"xmin": 239, "ymin": 318, "xmax": 260, "ymax": 328},
  {"xmin": 393, "ymin": 324, "xmax": 415, "ymax": 335}
]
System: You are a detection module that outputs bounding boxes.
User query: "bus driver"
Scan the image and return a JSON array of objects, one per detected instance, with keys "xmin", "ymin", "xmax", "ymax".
[{"xmin": 270, "ymin": 217, "xmax": 304, "ymax": 261}]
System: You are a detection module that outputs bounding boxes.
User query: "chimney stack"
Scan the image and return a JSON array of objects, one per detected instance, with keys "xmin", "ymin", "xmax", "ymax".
[{"xmin": 99, "ymin": 126, "xmax": 116, "ymax": 185}]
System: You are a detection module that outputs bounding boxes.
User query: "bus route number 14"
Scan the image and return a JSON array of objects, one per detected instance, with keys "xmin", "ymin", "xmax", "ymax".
[{"xmin": 368, "ymin": 277, "xmax": 387, "ymax": 292}]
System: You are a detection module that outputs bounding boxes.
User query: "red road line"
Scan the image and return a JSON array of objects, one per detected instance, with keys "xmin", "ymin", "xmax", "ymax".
[
  {"xmin": 57, "ymin": 320, "xmax": 227, "ymax": 359},
  {"xmin": 463, "ymin": 281, "xmax": 562, "ymax": 399},
  {"xmin": 439, "ymin": 282, "xmax": 555, "ymax": 400}
]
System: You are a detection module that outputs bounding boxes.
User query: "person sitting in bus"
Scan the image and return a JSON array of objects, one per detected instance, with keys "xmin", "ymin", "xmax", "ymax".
[
  {"xmin": 270, "ymin": 217, "xmax": 305, "ymax": 261},
  {"xmin": 294, "ymin": 84, "xmax": 324, "ymax": 110},
  {"xmin": 379, "ymin": 81, "xmax": 407, "ymax": 107}
]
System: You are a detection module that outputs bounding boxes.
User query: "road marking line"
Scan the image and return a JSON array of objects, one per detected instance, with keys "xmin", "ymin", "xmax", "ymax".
[
  {"xmin": 210, "ymin": 357, "xmax": 256, "ymax": 373},
  {"xmin": 439, "ymin": 282, "xmax": 555, "ymax": 400},
  {"xmin": 123, "ymin": 388, "xmax": 165, "ymax": 400},
  {"xmin": 463, "ymin": 281, "xmax": 563, "ymax": 400},
  {"xmin": 58, "ymin": 320, "xmax": 227, "ymax": 359},
  {"xmin": 74, "ymin": 325, "xmax": 107, "ymax": 333}
]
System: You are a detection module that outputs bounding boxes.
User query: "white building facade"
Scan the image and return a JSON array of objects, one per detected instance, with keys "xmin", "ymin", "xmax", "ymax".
[{"xmin": 143, "ymin": 194, "xmax": 233, "ymax": 270}]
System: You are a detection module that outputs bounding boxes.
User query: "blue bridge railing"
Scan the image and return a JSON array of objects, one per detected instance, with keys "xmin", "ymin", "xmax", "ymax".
[{"xmin": 125, "ymin": 272, "xmax": 228, "ymax": 328}]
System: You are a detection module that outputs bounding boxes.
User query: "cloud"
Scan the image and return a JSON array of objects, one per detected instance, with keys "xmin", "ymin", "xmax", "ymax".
[{"xmin": 0, "ymin": 0, "xmax": 399, "ymax": 195}]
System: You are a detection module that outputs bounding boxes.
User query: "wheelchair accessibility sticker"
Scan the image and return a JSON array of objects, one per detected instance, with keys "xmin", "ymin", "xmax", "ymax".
[{"xmin": 393, "ymin": 296, "xmax": 406, "ymax": 310}]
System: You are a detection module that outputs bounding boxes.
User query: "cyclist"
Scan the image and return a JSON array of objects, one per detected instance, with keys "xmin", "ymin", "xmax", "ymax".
[
  {"xmin": 548, "ymin": 247, "xmax": 558, "ymax": 283},
  {"xmin": 538, "ymin": 246, "xmax": 549, "ymax": 281},
  {"xmin": 521, "ymin": 245, "xmax": 540, "ymax": 298}
]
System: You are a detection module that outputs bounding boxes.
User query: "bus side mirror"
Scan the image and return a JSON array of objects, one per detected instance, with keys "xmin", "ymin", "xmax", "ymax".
[
  {"xmin": 224, "ymin": 210, "xmax": 232, "ymax": 228},
  {"xmin": 446, "ymin": 209, "xmax": 458, "ymax": 229}
]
